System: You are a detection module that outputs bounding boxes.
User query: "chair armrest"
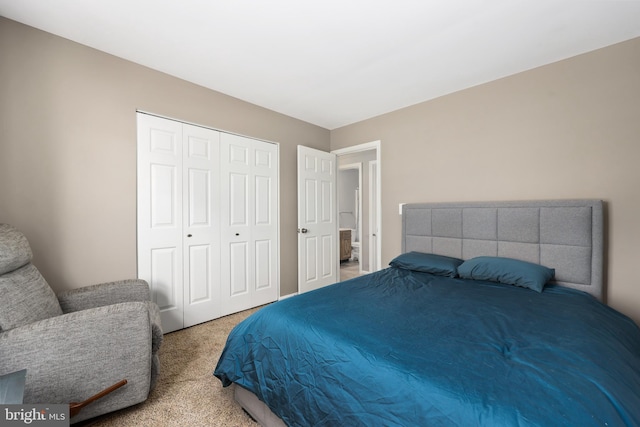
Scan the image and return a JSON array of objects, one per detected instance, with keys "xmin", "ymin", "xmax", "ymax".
[
  {"xmin": 0, "ymin": 302, "xmax": 154, "ymax": 423},
  {"xmin": 57, "ymin": 279, "xmax": 151, "ymax": 313}
]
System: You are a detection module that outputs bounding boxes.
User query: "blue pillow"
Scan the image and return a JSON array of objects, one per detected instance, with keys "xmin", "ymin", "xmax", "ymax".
[
  {"xmin": 457, "ymin": 256, "xmax": 555, "ymax": 292},
  {"xmin": 389, "ymin": 252, "xmax": 463, "ymax": 277}
]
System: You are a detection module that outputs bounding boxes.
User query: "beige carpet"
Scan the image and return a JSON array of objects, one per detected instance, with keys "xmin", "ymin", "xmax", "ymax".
[{"xmin": 81, "ymin": 307, "xmax": 263, "ymax": 427}]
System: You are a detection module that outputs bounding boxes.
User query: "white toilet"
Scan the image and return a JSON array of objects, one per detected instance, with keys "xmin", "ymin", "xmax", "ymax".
[{"xmin": 351, "ymin": 238, "xmax": 360, "ymax": 262}]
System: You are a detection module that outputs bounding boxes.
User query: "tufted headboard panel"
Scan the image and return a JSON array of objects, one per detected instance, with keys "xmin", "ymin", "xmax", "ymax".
[{"xmin": 401, "ymin": 200, "xmax": 604, "ymax": 300}]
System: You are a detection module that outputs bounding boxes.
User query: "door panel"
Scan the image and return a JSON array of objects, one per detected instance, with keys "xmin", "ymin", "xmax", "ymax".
[
  {"xmin": 305, "ymin": 237, "xmax": 318, "ymax": 282},
  {"xmin": 297, "ymin": 146, "xmax": 338, "ymax": 293},
  {"xmin": 150, "ymin": 164, "xmax": 178, "ymax": 227},
  {"xmin": 255, "ymin": 175, "xmax": 271, "ymax": 224},
  {"xmin": 255, "ymin": 239, "xmax": 272, "ymax": 289},
  {"xmin": 137, "ymin": 114, "xmax": 184, "ymax": 333},
  {"xmin": 221, "ymin": 133, "xmax": 279, "ymax": 315},
  {"xmin": 188, "ymin": 244, "xmax": 210, "ymax": 302},
  {"xmin": 229, "ymin": 241, "xmax": 249, "ymax": 295},
  {"xmin": 305, "ymin": 180, "xmax": 317, "ymax": 222},
  {"xmin": 187, "ymin": 168, "xmax": 210, "ymax": 226},
  {"xmin": 230, "ymin": 173, "xmax": 248, "ymax": 225},
  {"xmin": 150, "ymin": 247, "xmax": 179, "ymax": 310},
  {"xmin": 182, "ymin": 123, "xmax": 221, "ymax": 328},
  {"xmin": 322, "ymin": 235, "xmax": 334, "ymax": 277}
]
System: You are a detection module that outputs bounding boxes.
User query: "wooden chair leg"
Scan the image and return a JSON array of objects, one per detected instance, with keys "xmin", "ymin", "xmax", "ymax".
[{"xmin": 69, "ymin": 379, "xmax": 128, "ymax": 418}]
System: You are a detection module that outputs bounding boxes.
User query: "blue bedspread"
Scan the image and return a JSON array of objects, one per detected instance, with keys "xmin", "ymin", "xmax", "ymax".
[{"xmin": 214, "ymin": 267, "xmax": 640, "ymax": 426}]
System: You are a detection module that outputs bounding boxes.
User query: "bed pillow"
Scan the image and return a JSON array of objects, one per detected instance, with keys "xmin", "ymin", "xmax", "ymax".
[
  {"xmin": 389, "ymin": 252, "xmax": 463, "ymax": 277},
  {"xmin": 457, "ymin": 256, "xmax": 555, "ymax": 292}
]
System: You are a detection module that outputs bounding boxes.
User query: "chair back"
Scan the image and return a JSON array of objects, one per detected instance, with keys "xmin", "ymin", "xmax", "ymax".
[{"xmin": 0, "ymin": 224, "xmax": 62, "ymax": 332}]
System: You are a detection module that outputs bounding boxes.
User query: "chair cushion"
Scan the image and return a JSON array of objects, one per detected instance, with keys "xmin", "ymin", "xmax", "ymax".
[
  {"xmin": 0, "ymin": 264, "xmax": 63, "ymax": 331},
  {"xmin": 0, "ymin": 224, "xmax": 33, "ymax": 275}
]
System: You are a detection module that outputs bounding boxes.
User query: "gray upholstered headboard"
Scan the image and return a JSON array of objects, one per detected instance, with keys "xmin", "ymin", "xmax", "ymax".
[{"xmin": 401, "ymin": 200, "xmax": 604, "ymax": 300}]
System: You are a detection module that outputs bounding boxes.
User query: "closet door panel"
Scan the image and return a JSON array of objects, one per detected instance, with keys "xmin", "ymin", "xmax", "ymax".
[
  {"xmin": 252, "ymin": 141, "xmax": 279, "ymax": 306},
  {"xmin": 187, "ymin": 244, "xmax": 211, "ymax": 302},
  {"xmin": 151, "ymin": 165, "xmax": 179, "ymax": 227},
  {"xmin": 137, "ymin": 114, "xmax": 184, "ymax": 333},
  {"xmin": 187, "ymin": 169, "xmax": 210, "ymax": 226},
  {"xmin": 150, "ymin": 247, "xmax": 180, "ymax": 310},
  {"xmin": 229, "ymin": 241, "xmax": 249, "ymax": 296},
  {"xmin": 255, "ymin": 239, "xmax": 272, "ymax": 290},
  {"xmin": 229, "ymin": 173, "xmax": 248, "ymax": 225},
  {"xmin": 220, "ymin": 134, "xmax": 253, "ymax": 315},
  {"xmin": 182, "ymin": 124, "xmax": 221, "ymax": 328},
  {"xmin": 220, "ymin": 134, "xmax": 279, "ymax": 315}
]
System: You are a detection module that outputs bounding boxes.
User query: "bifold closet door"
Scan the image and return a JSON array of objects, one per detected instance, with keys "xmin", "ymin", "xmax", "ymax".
[
  {"xmin": 181, "ymin": 124, "xmax": 221, "ymax": 329},
  {"xmin": 220, "ymin": 133, "xmax": 279, "ymax": 316},
  {"xmin": 137, "ymin": 113, "xmax": 221, "ymax": 333}
]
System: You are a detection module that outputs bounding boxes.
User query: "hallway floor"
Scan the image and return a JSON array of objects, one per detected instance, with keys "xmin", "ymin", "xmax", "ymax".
[{"xmin": 340, "ymin": 260, "xmax": 362, "ymax": 281}]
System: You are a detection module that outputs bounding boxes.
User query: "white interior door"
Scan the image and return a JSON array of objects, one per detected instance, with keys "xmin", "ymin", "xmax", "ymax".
[
  {"xmin": 220, "ymin": 133, "xmax": 279, "ymax": 315},
  {"xmin": 182, "ymin": 123, "xmax": 221, "ymax": 328},
  {"xmin": 137, "ymin": 114, "xmax": 185, "ymax": 333},
  {"xmin": 297, "ymin": 145, "xmax": 338, "ymax": 293}
]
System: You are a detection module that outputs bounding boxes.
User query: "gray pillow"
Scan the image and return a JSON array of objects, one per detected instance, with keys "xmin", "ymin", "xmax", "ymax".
[{"xmin": 0, "ymin": 263, "xmax": 63, "ymax": 331}]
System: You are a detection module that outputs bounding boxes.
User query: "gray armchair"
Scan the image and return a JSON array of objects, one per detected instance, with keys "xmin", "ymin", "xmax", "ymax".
[{"xmin": 0, "ymin": 224, "xmax": 163, "ymax": 423}]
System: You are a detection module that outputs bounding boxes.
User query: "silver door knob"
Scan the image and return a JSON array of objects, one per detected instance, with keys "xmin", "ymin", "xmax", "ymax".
[{"xmin": 298, "ymin": 228, "xmax": 308, "ymax": 234}]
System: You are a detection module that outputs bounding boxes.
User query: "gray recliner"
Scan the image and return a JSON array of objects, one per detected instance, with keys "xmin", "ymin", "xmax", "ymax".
[{"xmin": 0, "ymin": 224, "xmax": 163, "ymax": 423}]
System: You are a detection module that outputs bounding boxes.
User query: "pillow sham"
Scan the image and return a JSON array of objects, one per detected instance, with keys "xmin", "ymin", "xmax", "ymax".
[
  {"xmin": 457, "ymin": 256, "xmax": 555, "ymax": 292},
  {"xmin": 389, "ymin": 251, "xmax": 463, "ymax": 277}
]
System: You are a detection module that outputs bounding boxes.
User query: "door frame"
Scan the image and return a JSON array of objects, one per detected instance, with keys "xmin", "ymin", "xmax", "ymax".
[
  {"xmin": 332, "ymin": 140, "xmax": 381, "ymax": 273},
  {"xmin": 368, "ymin": 160, "xmax": 378, "ymax": 273}
]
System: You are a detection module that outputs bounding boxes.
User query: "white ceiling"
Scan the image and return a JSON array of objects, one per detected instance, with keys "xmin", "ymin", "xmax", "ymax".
[{"xmin": 1, "ymin": 1, "xmax": 639, "ymax": 129}]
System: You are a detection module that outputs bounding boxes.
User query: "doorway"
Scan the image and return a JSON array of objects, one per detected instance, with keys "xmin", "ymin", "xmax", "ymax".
[
  {"xmin": 338, "ymin": 164, "xmax": 362, "ymax": 280},
  {"xmin": 333, "ymin": 141, "xmax": 381, "ymax": 281}
]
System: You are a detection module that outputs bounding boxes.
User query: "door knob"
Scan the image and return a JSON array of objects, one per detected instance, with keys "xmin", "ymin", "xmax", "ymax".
[
  {"xmin": 187, "ymin": 234, "xmax": 192, "ymax": 237},
  {"xmin": 300, "ymin": 228, "xmax": 308, "ymax": 234}
]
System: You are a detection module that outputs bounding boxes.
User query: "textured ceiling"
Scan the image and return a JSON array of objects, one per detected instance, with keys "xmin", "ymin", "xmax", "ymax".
[{"xmin": 1, "ymin": 0, "xmax": 639, "ymax": 129}]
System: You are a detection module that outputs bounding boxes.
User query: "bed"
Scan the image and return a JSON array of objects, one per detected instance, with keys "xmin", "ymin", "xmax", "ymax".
[{"xmin": 214, "ymin": 199, "xmax": 640, "ymax": 426}]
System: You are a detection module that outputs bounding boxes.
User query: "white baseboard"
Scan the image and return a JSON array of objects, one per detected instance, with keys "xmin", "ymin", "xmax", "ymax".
[{"xmin": 278, "ymin": 292, "xmax": 298, "ymax": 301}]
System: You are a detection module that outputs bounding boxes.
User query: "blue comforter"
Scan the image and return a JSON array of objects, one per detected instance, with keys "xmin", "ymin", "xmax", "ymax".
[{"xmin": 214, "ymin": 267, "xmax": 640, "ymax": 426}]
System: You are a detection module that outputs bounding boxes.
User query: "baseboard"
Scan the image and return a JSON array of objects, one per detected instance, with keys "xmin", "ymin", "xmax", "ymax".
[{"xmin": 278, "ymin": 292, "xmax": 298, "ymax": 301}]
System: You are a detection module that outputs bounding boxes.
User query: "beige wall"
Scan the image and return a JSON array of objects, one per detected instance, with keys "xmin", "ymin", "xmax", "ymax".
[
  {"xmin": 3, "ymin": 16, "xmax": 639, "ymax": 323},
  {"xmin": 331, "ymin": 37, "xmax": 640, "ymax": 323},
  {"xmin": 0, "ymin": 17, "xmax": 330, "ymax": 297}
]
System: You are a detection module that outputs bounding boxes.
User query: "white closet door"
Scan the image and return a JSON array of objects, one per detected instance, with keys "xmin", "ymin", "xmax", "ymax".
[
  {"xmin": 252, "ymin": 139, "xmax": 279, "ymax": 306},
  {"xmin": 138, "ymin": 114, "xmax": 222, "ymax": 333},
  {"xmin": 220, "ymin": 133, "xmax": 279, "ymax": 316},
  {"xmin": 182, "ymin": 124, "xmax": 221, "ymax": 328},
  {"xmin": 137, "ymin": 114, "xmax": 185, "ymax": 333}
]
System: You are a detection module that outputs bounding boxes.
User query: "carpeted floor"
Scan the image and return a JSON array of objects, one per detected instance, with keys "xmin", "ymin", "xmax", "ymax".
[{"xmin": 80, "ymin": 307, "xmax": 263, "ymax": 426}]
